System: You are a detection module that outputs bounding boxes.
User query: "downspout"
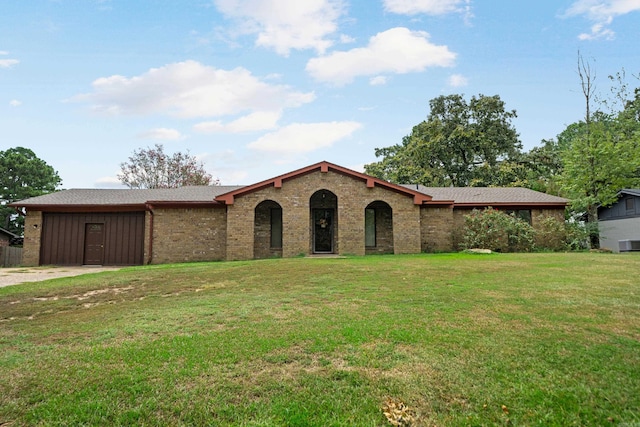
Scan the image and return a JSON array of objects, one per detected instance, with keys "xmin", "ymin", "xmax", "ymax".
[{"xmin": 146, "ymin": 203, "xmax": 154, "ymax": 265}]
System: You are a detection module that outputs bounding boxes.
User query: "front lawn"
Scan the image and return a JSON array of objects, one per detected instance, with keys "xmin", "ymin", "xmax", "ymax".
[{"xmin": 1, "ymin": 253, "xmax": 638, "ymax": 426}]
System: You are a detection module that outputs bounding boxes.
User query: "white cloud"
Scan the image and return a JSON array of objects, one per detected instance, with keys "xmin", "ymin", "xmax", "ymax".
[
  {"xmin": 9, "ymin": 99, "xmax": 22, "ymax": 107},
  {"xmin": 94, "ymin": 175, "xmax": 126, "ymax": 188},
  {"xmin": 247, "ymin": 121, "xmax": 362, "ymax": 153},
  {"xmin": 73, "ymin": 60, "xmax": 314, "ymax": 120},
  {"xmin": 137, "ymin": 128, "xmax": 185, "ymax": 140},
  {"xmin": 197, "ymin": 150, "xmax": 252, "ymax": 184},
  {"xmin": 213, "ymin": 0, "xmax": 345, "ymax": 56},
  {"xmin": 564, "ymin": 0, "xmax": 640, "ymax": 40},
  {"xmin": 339, "ymin": 34, "xmax": 356, "ymax": 44},
  {"xmin": 347, "ymin": 163, "xmax": 365, "ymax": 173},
  {"xmin": 369, "ymin": 76, "xmax": 388, "ymax": 86},
  {"xmin": 0, "ymin": 59, "xmax": 19, "ymax": 68},
  {"xmin": 383, "ymin": 0, "xmax": 471, "ymax": 16},
  {"xmin": 306, "ymin": 27, "xmax": 456, "ymax": 86},
  {"xmin": 448, "ymin": 73, "xmax": 468, "ymax": 87},
  {"xmin": 95, "ymin": 0, "xmax": 114, "ymax": 11},
  {"xmin": 0, "ymin": 51, "xmax": 19, "ymax": 68},
  {"xmin": 194, "ymin": 110, "xmax": 281, "ymax": 133}
]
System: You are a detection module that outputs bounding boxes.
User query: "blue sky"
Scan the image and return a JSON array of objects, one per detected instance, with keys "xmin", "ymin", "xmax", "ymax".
[{"xmin": 2, "ymin": 0, "xmax": 639, "ymax": 188}]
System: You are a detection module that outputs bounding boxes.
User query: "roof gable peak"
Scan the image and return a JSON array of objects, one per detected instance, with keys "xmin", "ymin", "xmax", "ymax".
[{"xmin": 215, "ymin": 161, "xmax": 433, "ymax": 205}]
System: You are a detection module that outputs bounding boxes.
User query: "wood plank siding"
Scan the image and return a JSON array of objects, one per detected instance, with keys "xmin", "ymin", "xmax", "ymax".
[{"xmin": 40, "ymin": 212, "xmax": 145, "ymax": 265}]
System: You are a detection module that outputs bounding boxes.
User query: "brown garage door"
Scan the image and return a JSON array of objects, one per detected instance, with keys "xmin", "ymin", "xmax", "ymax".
[{"xmin": 40, "ymin": 212, "xmax": 145, "ymax": 266}]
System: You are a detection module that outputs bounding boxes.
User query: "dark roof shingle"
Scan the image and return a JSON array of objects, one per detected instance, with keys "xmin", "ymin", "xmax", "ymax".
[
  {"xmin": 10, "ymin": 173, "xmax": 568, "ymax": 209},
  {"xmin": 402, "ymin": 185, "xmax": 568, "ymax": 205},
  {"xmin": 10, "ymin": 186, "xmax": 244, "ymax": 207}
]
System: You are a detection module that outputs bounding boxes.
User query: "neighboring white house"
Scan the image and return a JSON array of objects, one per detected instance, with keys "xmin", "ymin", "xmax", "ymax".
[{"xmin": 598, "ymin": 189, "xmax": 640, "ymax": 252}]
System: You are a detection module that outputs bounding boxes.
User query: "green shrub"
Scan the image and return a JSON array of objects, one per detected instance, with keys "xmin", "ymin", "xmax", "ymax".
[
  {"xmin": 564, "ymin": 220, "xmax": 590, "ymax": 251},
  {"xmin": 460, "ymin": 208, "xmax": 536, "ymax": 252},
  {"xmin": 535, "ymin": 215, "xmax": 589, "ymax": 251},
  {"xmin": 535, "ymin": 216, "xmax": 568, "ymax": 251}
]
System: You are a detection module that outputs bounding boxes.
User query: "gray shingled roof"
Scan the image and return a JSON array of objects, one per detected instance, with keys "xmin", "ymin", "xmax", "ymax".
[
  {"xmin": 619, "ymin": 189, "xmax": 640, "ymax": 197},
  {"xmin": 11, "ymin": 186, "xmax": 244, "ymax": 207},
  {"xmin": 402, "ymin": 185, "xmax": 568, "ymax": 204},
  {"xmin": 12, "ymin": 183, "xmax": 568, "ymax": 208}
]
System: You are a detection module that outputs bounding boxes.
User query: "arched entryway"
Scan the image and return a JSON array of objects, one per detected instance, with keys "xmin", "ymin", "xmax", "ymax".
[
  {"xmin": 309, "ymin": 190, "xmax": 338, "ymax": 254},
  {"xmin": 254, "ymin": 200, "xmax": 283, "ymax": 259},
  {"xmin": 365, "ymin": 201, "xmax": 394, "ymax": 254}
]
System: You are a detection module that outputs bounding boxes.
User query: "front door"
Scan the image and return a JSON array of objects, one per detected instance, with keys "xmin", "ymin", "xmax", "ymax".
[
  {"xmin": 84, "ymin": 223, "xmax": 105, "ymax": 265},
  {"xmin": 313, "ymin": 209, "xmax": 334, "ymax": 253}
]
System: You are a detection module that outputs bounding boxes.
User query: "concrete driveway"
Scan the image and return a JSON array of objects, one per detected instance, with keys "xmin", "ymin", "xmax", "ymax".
[{"xmin": 0, "ymin": 266, "xmax": 122, "ymax": 288}]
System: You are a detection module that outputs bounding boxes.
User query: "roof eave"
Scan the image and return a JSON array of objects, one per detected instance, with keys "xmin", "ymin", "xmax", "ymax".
[
  {"xmin": 146, "ymin": 201, "xmax": 226, "ymax": 209},
  {"xmin": 10, "ymin": 204, "xmax": 147, "ymax": 213},
  {"xmin": 454, "ymin": 202, "xmax": 568, "ymax": 208},
  {"xmin": 422, "ymin": 200, "xmax": 455, "ymax": 206},
  {"xmin": 618, "ymin": 189, "xmax": 640, "ymax": 197}
]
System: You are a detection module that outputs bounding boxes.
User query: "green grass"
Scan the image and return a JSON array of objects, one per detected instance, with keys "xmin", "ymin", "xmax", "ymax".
[{"xmin": 1, "ymin": 252, "xmax": 639, "ymax": 426}]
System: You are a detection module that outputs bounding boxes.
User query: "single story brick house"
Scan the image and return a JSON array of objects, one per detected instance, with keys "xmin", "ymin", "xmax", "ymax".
[
  {"xmin": 10, "ymin": 161, "xmax": 568, "ymax": 266},
  {"xmin": 598, "ymin": 189, "xmax": 640, "ymax": 252}
]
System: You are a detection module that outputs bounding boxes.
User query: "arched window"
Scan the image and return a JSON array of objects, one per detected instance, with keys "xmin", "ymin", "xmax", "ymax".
[
  {"xmin": 365, "ymin": 201, "xmax": 394, "ymax": 254},
  {"xmin": 254, "ymin": 200, "xmax": 282, "ymax": 259}
]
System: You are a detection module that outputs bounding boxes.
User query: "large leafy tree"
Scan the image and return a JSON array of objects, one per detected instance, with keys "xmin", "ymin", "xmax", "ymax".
[
  {"xmin": 0, "ymin": 147, "xmax": 62, "ymax": 235},
  {"xmin": 365, "ymin": 94, "xmax": 523, "ymax": 187},
  {"xmin": 520, "ymin": 139, "xmax": 564, "ymax": 194},
  {"xmin": 558, "ymin": 58, "xmax": 640, "ymax": 247},
  {"xmin": 118, "ymin": 144, "xmax": 219, "ymax": 189}
]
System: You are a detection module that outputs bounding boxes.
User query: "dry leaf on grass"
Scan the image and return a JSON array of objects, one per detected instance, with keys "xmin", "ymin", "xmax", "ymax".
[{"xmin": 382, "ymin": 397, "xmax": 415, "ymax": 426}]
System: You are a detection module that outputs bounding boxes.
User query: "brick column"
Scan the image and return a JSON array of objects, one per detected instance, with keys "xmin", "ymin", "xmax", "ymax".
[
  {"xmin": 392, "ymin": 204, "xmax": 422, "ymax": 254},
  {"xmin": 226, "ymin": 203, "xmax": 254, "ymax": 260},
  {"xmin": 282, "ymin": 201, "xmax": 310, "ymax": 257},
  {"xmin": 420, "ymin": 206, "xmax": 454, "ymax": 252},
  {"xmin": 22, "ymin": 211, "xmax": 42, "ymax": 266},
  {"xmin": 337, "ymin": 200, "xmax": 365, "ymax": 256}
]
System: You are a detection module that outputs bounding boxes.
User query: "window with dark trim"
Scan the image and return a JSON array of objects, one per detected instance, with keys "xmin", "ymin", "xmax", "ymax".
[
  {"xmin": 625, "ymin": 197, "xmax": 634, "ymax": 211},
  {"xmin": 506, "ymin": 209, "xmax": 532, "ymax": 224},
  {"xmin": 270, "ymin": 208, "xmax": 282, "ymax": 248},
  {"xmin": 365, "ymin": 208, "xmax": 376, "ymax": 247}
]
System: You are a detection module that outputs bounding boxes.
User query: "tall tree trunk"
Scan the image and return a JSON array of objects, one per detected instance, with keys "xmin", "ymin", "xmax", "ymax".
[
  {"xmin": 587, "ymin": 204, "xmax": 600, "ymax": 249},
  {"xmin": 578, "ymin": 52, "xmax": 601, "ymax": 249}
]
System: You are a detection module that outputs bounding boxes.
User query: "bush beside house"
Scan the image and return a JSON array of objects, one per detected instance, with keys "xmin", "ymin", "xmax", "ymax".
[{"xmin": 460, "ymin": 208, "xmax": 583, "ymax": 252}]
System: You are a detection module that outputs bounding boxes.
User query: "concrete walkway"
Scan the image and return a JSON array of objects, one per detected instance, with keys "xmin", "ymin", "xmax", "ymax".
[{"xmin": 0, "ymin": 266, "xmax": 121, "ymax": 288}]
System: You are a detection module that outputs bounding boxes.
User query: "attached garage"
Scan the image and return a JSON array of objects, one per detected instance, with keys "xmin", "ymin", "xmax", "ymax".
[
  {"xmin": 40, "ymin": 212, "xmax": 145, "ymax": 265},
  {"xmin": 12, "ymin": 186, "xmax": 240, "ymax": 267}
]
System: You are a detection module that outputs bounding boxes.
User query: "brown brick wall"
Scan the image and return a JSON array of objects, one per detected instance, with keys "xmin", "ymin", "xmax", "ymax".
[
  {"xmin": 150, "ymin": 207, "xmax": 227, "ymax": 264},
  {"xmin": 532, "ymin": 208, "xmax": 564, "ymax": 226},
  {"xmin": 22, "ymin": 210, "xmax": 42, "ymax": 266},
  {"xmin": 452, "ymin": 208, "xmax": 472, "ymax": 250},
  {"xmin": 420, "ymin": 206, "xmax": 454, "ymax": 252},
  {"xmin": 225, "ymin": 170, "xmax": 422, "ymax": 260}
]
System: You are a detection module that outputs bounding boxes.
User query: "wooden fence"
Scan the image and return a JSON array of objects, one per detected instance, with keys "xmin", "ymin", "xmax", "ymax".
[{"xmin": 0, "ymin": 246, "xmax": 23, "ymax": 267}]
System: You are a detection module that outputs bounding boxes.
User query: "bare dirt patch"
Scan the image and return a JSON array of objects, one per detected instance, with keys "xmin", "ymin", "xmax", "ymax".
[{"xmin": 0, "ymin": 266, "xmax": 122, "ymax": 288}]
